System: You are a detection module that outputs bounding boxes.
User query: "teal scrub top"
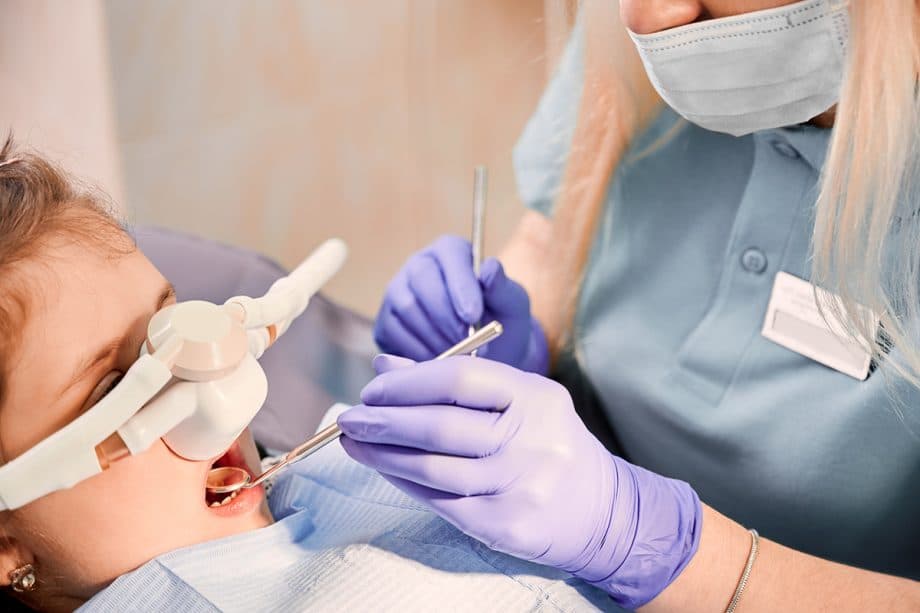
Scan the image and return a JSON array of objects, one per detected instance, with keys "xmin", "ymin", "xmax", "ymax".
[{"xmin": 514, "ymin": 26, "xmax": 919, "ymax": 579}]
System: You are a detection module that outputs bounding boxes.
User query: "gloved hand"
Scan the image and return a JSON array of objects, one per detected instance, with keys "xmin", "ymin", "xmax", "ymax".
[
  {"xmin": 338, "ymin": 355, "xmax": 702, "ymax": 609},
  {"xmin": 374, "ymin": 235, "xmax": 548, "ymax": 374}
]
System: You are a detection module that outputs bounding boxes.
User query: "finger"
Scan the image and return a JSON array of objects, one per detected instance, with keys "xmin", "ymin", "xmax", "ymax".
[
  {"xmin": 338, "ymin": 403, "xmax": 511, "ymax": 458},
  {"xmin": 407, "ymin": 254, "xmax": 468, "ymax": 343},
  {"xmin": 479, "ymin": 258, "xmax": 530, "ymax": 319},
  {"xmin": 377, "ymin": 473, "xmax": 485, "ymax": 533},
  {"xmin": 379, "ymin": 474, "xmax": 539, "ymax": 559},
  {"xmin": 360, "ymin": 356, "xmax": 517, "ymax": 410},
  {"xmin": 427, "ymin": 236, "xmax": 482, "ymax": 325},
  {"xmin": 372, "ymin": 354, "xmax": 416, "ymax": 375},
  {"xmin": 387, "ymin": 272, "xmax": 453, "ymax": 352},
  {"xmin": 373, "ymin": 306, "xmax": 436, "ymax": 362},
  {"xmin": 340, "ymin": 437, "xmax": 503, "ymax": 496}
]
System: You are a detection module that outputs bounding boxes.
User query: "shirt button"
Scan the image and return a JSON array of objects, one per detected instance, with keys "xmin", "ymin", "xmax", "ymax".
[
  {"xmin": 771, "ymin": 140, "xmax": 800, "ymax": 159},
  {"xmin": 741, "ymin": 248, "xmax": 768, "ymax": 274}
]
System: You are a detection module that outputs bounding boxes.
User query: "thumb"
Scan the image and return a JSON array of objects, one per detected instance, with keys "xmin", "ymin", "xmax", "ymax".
[{"xmin": 372, "ymin": 353, "xmax": 416, "ymax": 375}]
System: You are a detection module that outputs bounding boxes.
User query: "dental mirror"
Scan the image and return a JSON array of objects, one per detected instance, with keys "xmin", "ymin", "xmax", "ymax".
[{"xmin": 206, "ymin": 321, "xmax": 504, "ymax": 497}]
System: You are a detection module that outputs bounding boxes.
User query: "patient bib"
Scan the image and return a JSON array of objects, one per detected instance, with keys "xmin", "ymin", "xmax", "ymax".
[{"xmin": 81, "ymin": 405, "xmax": 613, "ymax": 612}]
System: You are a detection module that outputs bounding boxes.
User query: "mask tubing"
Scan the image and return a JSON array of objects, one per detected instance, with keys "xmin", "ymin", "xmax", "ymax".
[{"xmin": 225, "ymin": 238, "xmax": 348, "ymax": 334}]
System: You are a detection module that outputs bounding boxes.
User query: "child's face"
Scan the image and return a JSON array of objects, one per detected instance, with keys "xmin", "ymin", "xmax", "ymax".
[{"xmin": 0, "ymin": 236, "xmax": 272, "ymax": 606}]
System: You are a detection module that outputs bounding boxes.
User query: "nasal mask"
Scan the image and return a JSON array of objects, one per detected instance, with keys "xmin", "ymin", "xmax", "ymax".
[
  {"xmin": 0, "ymin": 239, "xmax": 348, "ymax": 510},
  {"xmin": 627, "ymin": 0, "xmax": 850, "ymax": 136}
]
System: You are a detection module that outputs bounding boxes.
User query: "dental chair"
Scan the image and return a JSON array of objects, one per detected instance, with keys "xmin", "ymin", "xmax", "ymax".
[{"xmin": 135, "ymin": 226, "xmax": 377, "ymax": 453}]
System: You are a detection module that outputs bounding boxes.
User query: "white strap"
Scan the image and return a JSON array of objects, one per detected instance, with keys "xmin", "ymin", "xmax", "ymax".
[
  {"xmin": 118, "ymin": 381, "xmax": 197, "ymax": 455},
  {"xmin": 0, "ymin": 354, "xmax": 172, "ymax": 510}
]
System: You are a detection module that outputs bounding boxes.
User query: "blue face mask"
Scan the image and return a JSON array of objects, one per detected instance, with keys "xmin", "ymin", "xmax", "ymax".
[{"xmin": 628, "ymin": 0, "xmax": 850, "ymax": 136}]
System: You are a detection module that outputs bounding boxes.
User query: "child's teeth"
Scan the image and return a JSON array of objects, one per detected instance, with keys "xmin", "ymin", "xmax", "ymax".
[{"xmin": 208, "ymin": 485, "xmax": 245, "ymax": 509}]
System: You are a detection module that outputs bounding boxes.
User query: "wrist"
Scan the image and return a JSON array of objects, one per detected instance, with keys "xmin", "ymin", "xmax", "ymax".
[{"xmin": 576, "ymin": 456, "xmax": 703, "ymax": 609}]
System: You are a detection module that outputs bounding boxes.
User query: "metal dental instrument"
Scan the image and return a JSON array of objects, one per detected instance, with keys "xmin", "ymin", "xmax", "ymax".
[
  {"xmin": 469, "ymin": 166, "xmax": 487, "ymax": 355},
  {"xmin": 206, "ymin": 320, "xmax": 504, "ymax": 496}
]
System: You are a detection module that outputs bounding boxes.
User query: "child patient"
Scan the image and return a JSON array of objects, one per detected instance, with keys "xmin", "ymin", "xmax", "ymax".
[{"xmin": 0, "ymin": 139, "xmax": 612, "ymax": 612}]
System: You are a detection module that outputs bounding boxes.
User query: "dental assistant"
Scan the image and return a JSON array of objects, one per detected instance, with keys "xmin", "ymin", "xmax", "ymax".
[{"xmin": 340, "ymin": 1, "xmax": 920, "ymax": 611}]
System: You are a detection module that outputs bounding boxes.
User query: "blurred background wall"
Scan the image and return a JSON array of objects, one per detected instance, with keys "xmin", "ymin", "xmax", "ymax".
[
  {"xmin": 0, "ymin": 1, "xmax": 124, "ymax": 205},
  {"xmin": 2, "ymin": 1, "xmax": 573, "ymax": 317}
]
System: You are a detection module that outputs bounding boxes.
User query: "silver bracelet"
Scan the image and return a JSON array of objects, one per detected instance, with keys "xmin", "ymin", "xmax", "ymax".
[{"xmin": 725, "ymin": 529, "xmax": 759, "ymax": 613}]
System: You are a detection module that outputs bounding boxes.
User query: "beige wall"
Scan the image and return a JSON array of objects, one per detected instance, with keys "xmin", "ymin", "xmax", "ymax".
[
  {"xmin": 105, "ymin": 1, "xmax": 551, "ymax": 316},
  {"xmin": 0, "ymin": 1, "xmax": 124, "ymax": 205}
]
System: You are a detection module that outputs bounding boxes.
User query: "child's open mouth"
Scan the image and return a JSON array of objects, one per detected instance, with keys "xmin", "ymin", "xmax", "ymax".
[
  {"xmin": 205, "ymin": 449, "xmax": 245, "ymax": 507},
  {"xmin": 203, "ymin": 439, "xmax": 264, "ymax": 513}
]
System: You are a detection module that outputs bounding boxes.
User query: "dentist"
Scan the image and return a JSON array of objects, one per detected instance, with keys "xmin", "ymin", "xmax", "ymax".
[{"xmin": 341, "ymin": 1, "xmax": 920, "ymax": 610}]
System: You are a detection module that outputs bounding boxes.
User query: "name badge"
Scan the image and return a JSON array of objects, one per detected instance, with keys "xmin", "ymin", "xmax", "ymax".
[{"xmin": 761, "ymin": 272, "xmax": 878, "ymax": 380}]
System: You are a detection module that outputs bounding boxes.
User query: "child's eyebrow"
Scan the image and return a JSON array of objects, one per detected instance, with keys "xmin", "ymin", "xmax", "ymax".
[{"xmin": 62, "ymin": 282, "xmax": 176, "ymax": 396}]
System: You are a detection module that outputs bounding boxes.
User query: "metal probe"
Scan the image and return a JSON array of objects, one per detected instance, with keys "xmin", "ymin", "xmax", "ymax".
[
  {"xmin": 469, "ymin": 166, "xmax": 487, "ymax": 355},
  {"xmin": 206, "ymin": 321, "xmax": 504, "ymax": 496}
]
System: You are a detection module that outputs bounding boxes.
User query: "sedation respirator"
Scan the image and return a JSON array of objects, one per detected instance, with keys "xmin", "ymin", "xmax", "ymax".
[{"xmin": 0, "ymin": 238, "xmax": 348, "ymax": 510}]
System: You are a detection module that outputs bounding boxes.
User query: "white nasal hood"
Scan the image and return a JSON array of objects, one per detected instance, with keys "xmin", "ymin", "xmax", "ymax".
[{"xmin": 160, "ymin": 354, "xmax": 268, "ymax": 460}]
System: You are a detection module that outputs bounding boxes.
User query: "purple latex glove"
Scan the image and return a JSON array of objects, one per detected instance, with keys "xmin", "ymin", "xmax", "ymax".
[
  {"xmin": 374, "ymin": 235, "xmax": 548, "ymax": 374},
  {"xmin": 338, "ymin": 356, "xmax": 702, "ymax": 609}
]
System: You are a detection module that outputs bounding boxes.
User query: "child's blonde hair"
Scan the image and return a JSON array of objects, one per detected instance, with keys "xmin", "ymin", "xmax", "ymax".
[{"xmin": 0, "ymin": 135, "xmax": 128, "ymax": 405}]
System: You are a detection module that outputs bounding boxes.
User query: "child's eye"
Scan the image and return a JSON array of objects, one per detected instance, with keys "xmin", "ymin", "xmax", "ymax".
[{"xmin": 81, "ymin": 372, "xmax": 125, "ymax": 413}]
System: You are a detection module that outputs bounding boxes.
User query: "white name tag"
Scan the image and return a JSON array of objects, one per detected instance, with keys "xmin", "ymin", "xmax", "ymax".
[{"xmin": 761, "ymin": 272, "xmax": 877, "ymax": 380}]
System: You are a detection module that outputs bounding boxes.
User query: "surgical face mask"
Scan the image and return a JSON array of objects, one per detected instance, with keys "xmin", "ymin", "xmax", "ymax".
[{"xmin": 627, "ymin": 0, "xmax": 850, "ymax": 136}]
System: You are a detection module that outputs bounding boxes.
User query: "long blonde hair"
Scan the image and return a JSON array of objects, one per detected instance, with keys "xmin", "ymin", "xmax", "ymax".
[
  {"xmin": 813, "ymin": 1, "xmax": 920, "ymax": 389},
  {"xmin": 536, "ymin": 0, "xmax": 658, "ymax": 351},
  {"xmin": 542, "ymin": 1, "xmax": 920, "ymax": 392}
]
